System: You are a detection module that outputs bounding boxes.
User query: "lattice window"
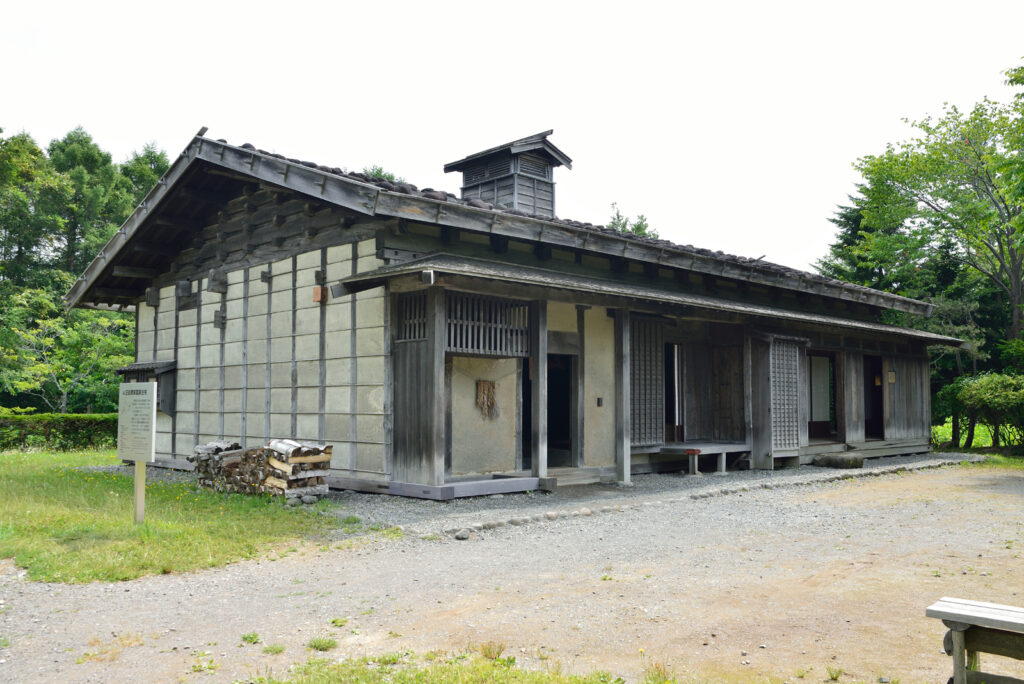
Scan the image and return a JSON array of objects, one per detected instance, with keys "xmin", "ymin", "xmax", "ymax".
[
  {"xmin": 395, "ymin": 292, "xmax": 427, "ymax": 342},
  {"xmin": 630, "ymin": 318, "xmax": 665, "ymax": 446},
  {"xmin": 446, "ymin": 292, "xmax": 529, "ymax": 357},
  {"xmin": 770, "ymin": 340, "xmax": 800, "ymax": 450}
]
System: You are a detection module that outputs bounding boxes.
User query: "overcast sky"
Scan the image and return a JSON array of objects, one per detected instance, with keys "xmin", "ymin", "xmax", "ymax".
[{"xmin": 3, "ymin": 1, "xmax": 1023, "ymax": 273}]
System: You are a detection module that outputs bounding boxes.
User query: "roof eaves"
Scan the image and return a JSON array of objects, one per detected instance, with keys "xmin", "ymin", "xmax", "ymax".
[
  {"xmin": 369, "ymin": 187, "xmax": 931, "ymax": 316},
  {"xmin": 65, "ymin": 136, "xmax": 386, "ymax": 310},
  {"xmin": 337, "ymin": 255, "xmax": 961, "ymax": 347},
  {"xmin": 64, "ymin": 135, "xmax": 205, "ymax": 310}
]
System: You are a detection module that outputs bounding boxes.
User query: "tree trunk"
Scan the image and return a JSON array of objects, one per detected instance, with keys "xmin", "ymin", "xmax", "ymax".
[
  {"xmin": 992, "ymin": 423, "xmax": 1001, "ymax": 448},
  {"xmin": 964, "ymin": 416, "xmax": 976, "ymax": 448},
  {"xmin": 951, "ymin": 413, "xmax": 961, "ymax": 448},
  {"xmin": 60, "ymin": 393, "xmax": 68, "ymax": 415}
]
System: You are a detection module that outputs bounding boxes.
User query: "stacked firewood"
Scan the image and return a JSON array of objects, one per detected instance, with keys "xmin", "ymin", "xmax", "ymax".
[
  {"xmin": 263, "ymin": 439, "xmax": 332, "ymax": 503},
  {"xmin": 188, "ymin": 439, "xmax": 332, "ymax": 503}
]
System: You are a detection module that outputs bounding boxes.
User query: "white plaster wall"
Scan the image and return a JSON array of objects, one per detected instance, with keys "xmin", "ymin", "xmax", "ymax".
[
  {"xmin": 450, "ymin": 356, "xmax": 518, "ymax": 475},
  {"xmin": 584, "ymin": 307, "xmax": 616, "ymax": 466},
  {"xmin": 547, "ymin": 301, "xmax": 577, "ymax": 332}
]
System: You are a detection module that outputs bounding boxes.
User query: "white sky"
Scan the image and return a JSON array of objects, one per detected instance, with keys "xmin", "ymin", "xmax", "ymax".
[{"xmin": 3, "ymin": 0, "xmax": 1023, "ymax": 272}]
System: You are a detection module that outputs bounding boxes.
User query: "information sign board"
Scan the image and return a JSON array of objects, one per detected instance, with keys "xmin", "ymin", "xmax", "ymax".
[{"xmin": 117, "ymin": 382, "xmax": 156, "ymax": 463}]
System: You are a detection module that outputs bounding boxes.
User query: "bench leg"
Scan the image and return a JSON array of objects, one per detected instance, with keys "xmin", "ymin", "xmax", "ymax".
[
  {"xmin": 688, "ymin": 453, "xmax": 700, "ymax": 475},
  {"xmin": 716, "ymin": 452, "xmax": 726, "ymax": 474},
  {"xmin": 951, "ymin": 628, "xmax": 967, "ymax": 684}
]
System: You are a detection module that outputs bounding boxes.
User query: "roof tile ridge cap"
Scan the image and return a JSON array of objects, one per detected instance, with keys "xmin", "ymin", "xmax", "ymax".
[{"xmin": 218, "ymin": 138, "xmax": 387, "ymax": 192}]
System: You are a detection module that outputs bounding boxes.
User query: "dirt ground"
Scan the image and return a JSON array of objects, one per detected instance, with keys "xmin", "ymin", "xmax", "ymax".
[{"xmin": 2, "ymin": 465, "xmax": 1023, "ymax": 683}]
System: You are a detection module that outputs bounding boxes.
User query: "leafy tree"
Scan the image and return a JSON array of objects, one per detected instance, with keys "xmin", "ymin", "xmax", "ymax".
[
  {"xmin": 0, "ymin": 130, "xmax": 70, "ymax": 288},
  {"xmin": 47, "ymin": 127, "xmax": 136, "ymax": 274},
  {"xmin": 854, "ymin": 99, "xmax": 1024, "ymax": 339},
  {"xmin": 607, "ymin": 202, "xmax": 658, "ymax": 238},
  {"xmin": 0, "ymin": 286, "xmax": 133, "ymax": 413},
  {"xmin": 818, "ymin": 195, "xmax": 992, "ymax": 378},
  {"xmin": 120, "ymin": 143, "xmax": 170, "ymax": 206},
  {"xmin": 0, "ymin": 128, "xmax": 165, "ymax": 415}
]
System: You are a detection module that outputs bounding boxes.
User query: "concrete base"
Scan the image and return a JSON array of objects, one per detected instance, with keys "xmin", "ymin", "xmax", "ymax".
[{"xmin": 327, "ymin": 474, "xmax": 541, "ymax": 500}]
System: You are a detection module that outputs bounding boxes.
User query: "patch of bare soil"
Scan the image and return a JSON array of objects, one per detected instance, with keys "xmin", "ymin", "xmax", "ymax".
[{"xmin": 2, "ymin": 466, "xmax": 1023, "ymax": 683}]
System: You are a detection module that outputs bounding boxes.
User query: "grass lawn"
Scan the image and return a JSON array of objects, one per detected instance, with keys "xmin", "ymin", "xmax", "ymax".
[
  {"xmin": 266, "ymin": 652, "xmax": 639, "ymax": 684},
  {"xmin": 931, "ymin": 418, "xmax": 995, "ymax": 448},
  {"xmin": 0, "ymin": 449, "xmax": 347, "ymax": 583}
]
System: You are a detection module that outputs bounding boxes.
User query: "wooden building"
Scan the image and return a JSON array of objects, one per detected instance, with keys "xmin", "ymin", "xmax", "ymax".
[{"xmin": 66, "ymin": 130, "xmax": 961, "ymax": 499}]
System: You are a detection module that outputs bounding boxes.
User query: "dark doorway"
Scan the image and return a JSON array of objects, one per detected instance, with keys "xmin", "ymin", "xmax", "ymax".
[
  {"xmin": 863, "ymin": 355, "xmax": 884, "ymax": 439},
  {"xmin": 808, "ymin": 352, "xmax": 838, "ymax": 441},
  {"xmin": 547, "ymin": 354, "xmax": 574, "ymax": 467},
  {"xmin": 521, "ymin": 354, "xmax": 577, "ymax": 470}
]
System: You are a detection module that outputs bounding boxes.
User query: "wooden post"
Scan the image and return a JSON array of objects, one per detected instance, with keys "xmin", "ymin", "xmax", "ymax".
[
  {"xmin": 426, "ymin": 287, "xmax": 447, "ymax": 486},
  {"xmin": 614, "ymin": 309, "xmax": 631, "ymax": 484},
  {"xmin": 134, "ymin": 459, "xmax": 146, "ymax": 524},
  {"xmin": 743, "ymin": 332, "xmax": 753, "ymax": 446},
  {"xmin": 951, "ymin": 627, "xmax": 967, "ymax": 684},
  {"xmin": 530, "ymin": 301, "xmax": 548, "ymax": 478}
]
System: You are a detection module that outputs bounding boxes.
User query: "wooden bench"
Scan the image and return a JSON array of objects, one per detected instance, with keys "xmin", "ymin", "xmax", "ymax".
[{"xmin": 926, "ymin": 597, "xmax": 1024, "ymax": 684}]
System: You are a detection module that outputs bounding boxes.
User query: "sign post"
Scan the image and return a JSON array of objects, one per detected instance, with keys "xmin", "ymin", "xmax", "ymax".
[{"xmin": 117, "ymin": 382, "xmax": 157, "ymax": 524}]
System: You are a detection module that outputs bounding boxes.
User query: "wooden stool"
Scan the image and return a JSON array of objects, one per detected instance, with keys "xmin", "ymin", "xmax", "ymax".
[{"xmin": 684, "ymin": 448, "xmax": 701, "ymax": 475}]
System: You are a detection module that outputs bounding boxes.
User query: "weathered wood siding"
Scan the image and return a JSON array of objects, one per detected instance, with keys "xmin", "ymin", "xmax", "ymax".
[
  {"xmin": 391, "ymin": 338, "xmax": 432, "ymax": 483},
  {"xmin": 712, "ymin": 344, "xmax": 745, "ymax": 441},
  {"xmin": 843, "ymin": 351, "xmax": 865, "ymax": 443},
  {"xmin": 512, "ymin": 175, "xmax": 554, "ymax": 217},
  {"xmin": 684, "ymin": 342, "xmax": 714, "ymax": 441},
  {"xmin": 884, "ymin": 355, "xmax": 931, "ymax": 440},
  {"xmin": 749, "ymin": 337, "xmax": 773, "ymax": 468}
]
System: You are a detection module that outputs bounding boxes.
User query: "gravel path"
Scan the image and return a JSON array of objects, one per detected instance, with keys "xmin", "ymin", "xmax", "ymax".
[
  {"xmin": 2, "ymin": 453, "xmax": 1021, "ymax": 684},
  {"xmin": 328, "ymin": 452, "xmax": 982, "ymax": 535}
]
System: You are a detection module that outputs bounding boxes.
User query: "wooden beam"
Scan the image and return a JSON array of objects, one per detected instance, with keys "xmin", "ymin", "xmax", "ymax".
[
  {"xmin": 111, "ymin": 265, "xmax": 158, "ymax": 279},
  {"xmin": 490, "ymin": 235, "xmax": 509, "ymax": 254},
  {"xmin": 132, "ymin": 243, "xmax": 177, "ymax": 258},
  {"xmin": 178, "ymin": 185, "xmax": 233, "ymax": 205},
  {"xmin": 152, "ymin": 216, "xmax": 198, "ymax": 231},
  {"xmin": 530, "ymin": 300, "xmax": 548, "ymax": 479},
  {"xmin": 93, "ymin": 287, "xmax": 139, "ymax": 300},
  {"xmin": 614, "ymin": 308, "xmax": 631, "ymax": 484},
  {"xmin": 441, "ymin": 226, "xmax": 459, "ymax": 245}
]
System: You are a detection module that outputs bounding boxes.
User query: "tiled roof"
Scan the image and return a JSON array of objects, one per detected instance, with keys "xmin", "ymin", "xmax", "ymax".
[{"xmin": 228, "ymin": 140, "xmax": 907, "ymax": 308}]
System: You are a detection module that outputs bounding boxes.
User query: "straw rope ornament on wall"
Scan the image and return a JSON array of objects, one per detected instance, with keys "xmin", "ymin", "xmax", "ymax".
[{"xmin": 476, "ymin": 380, "xmax": 499, "ymax": 419}]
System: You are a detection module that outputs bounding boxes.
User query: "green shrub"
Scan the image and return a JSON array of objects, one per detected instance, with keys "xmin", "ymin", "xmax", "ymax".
[
  {"xmin": 957, "ymin": 373, "xmax": 1024, "ymax": 446},
  {"xmin": 0, "ymin": 413, "xmax": 117, "ymax": 451}
]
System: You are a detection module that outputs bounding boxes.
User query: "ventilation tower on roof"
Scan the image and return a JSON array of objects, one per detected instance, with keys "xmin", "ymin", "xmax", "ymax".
[{"xmin": 443, "ymin": 130, "xmax": 572, "ymax": 219}]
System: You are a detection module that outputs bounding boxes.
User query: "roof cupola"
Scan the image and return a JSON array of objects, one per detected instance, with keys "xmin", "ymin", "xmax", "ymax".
[{"xmin": 443, "ymin": 130, "xmax": 571, "ymax": 219}]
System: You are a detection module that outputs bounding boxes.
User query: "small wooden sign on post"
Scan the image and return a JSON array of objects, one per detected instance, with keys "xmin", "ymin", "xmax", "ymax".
[{"xmin": 117, "ymin": 382, "xmax": 157, "ymax": 524}]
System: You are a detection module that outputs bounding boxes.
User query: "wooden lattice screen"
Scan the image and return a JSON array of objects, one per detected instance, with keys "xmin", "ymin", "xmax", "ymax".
[
  {"xmin": 770, "ymin": 339, "xmax": 801, "ymax": 450},
  {"xmin": 395, "ymin": 292, "xmax": 427, "ymax": 341},
  {"xmin": 445, "ymin": 292, "xmax": 529, "ymax": 357},
  {"xmin": 630, "ymin": 318, "xmax": 665, "ymax": 446}
]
